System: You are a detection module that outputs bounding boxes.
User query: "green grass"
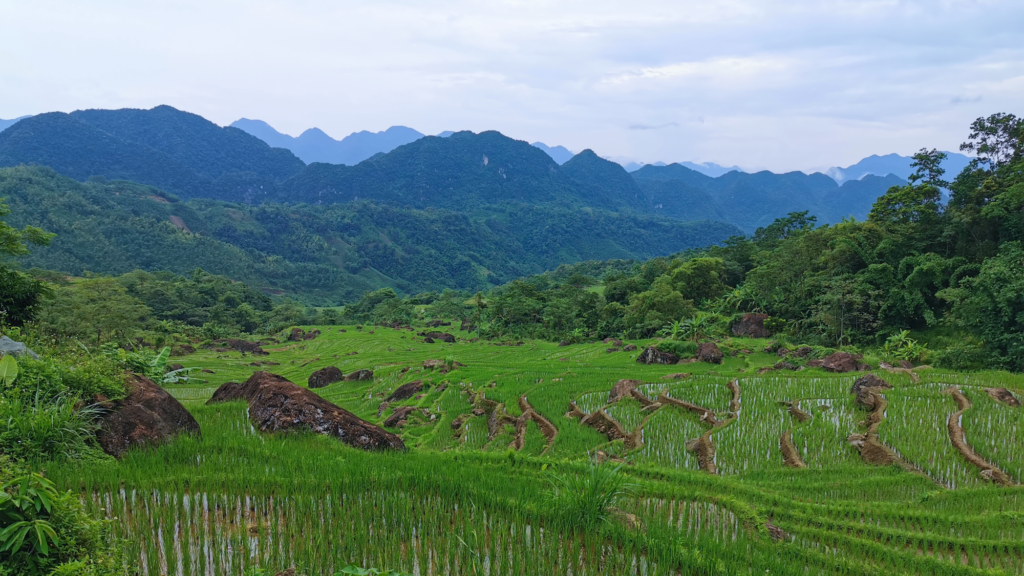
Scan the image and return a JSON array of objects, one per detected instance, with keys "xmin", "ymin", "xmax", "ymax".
[{"xmin": 41, "ymin": 326, "xmax": 1024, "ymax": 575}]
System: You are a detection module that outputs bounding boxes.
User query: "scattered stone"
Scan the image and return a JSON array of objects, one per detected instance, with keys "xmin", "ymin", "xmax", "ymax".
[
  {"xmin": 423, "ymin": 337, "xmax": 435, "ymax": 344},
  {"xmin": 212, "ymin": 338, "xmax": 268, "ymax": 355},
  {"xmin": 97, "ymin": 375, "xmax": 200, "ymax": 458},
  {"xmin": 308, "ymin": 366, "xmax": 345, "ymax": 389},
  {"xmin": 419, "ymin": 331, "xmax": 456, "ymax": 343},
  {"xmin": 171, "ymin": 344, "xmax": 196, "ymax": 356},
  {"xmin": 792, "ymin": 346, "xmax": 813, "ymax": 358},
  {"xmin": 636, "ymin": 347, "xmax": 680, "ymax": 365},
  {"xmin": 984, "ymin": 388, "xmax": 1021, "ymax": 407},
  {"xmin": 557, "ymin": 340, "xmax": 570, "ymax": 347},
  {"xmin": 286, "ymin": 328, "xmax": 306, "ymax": 342},
  {"xmin": 608, "ymin": 379, "xmax": 643, "ymax": 404},
  {"xmin": 386, "ymin": 380, "xmax": 424, "ymax": 402},
  {"xmin": 344, "ymin": 369, "xmax": 374, "ymax": 381},
  {"xmin": 302, "ymin": 330, "xmax": 321, "ymax": 341},
  {"xmin": 623, "ymin": 344, "xmax": 637, "ymax": 351},
  {"xmin": 695, "ymin": 342, "xmax": 724, "ymax": 364},
  {"xmin": 774, "ymin": 361, "xmax": 798, "ymax": 371},
  {"xmin": 165, "ymin": 363, "xmax": 184, "ymax": 372},
  {"xmin": 898, "ymin": 360, "xmax": 914, "ymax": 369},
  {"xmin": 776, "ymin": 348, "xmax": 790, "ymax": 357},
  {"xmin": 207, "ymin": 372, "xmax": 404, "ymax": 451},
  {"xmin": 0, "ymin": 335, "xmax": 40, "ymax": 360},
  {"xmin": 606, "ymin": 347, "xmax": 620, "ymax": 353},
  {"xmin": 731, "ymin": 313, "xmax": 772, "ymax": 338}
]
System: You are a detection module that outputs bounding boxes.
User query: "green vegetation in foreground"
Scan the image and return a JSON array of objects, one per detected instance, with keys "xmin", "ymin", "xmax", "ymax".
[{"xmin": 38, "ymin": 325, "xmax": 1024, "ymax": 576}]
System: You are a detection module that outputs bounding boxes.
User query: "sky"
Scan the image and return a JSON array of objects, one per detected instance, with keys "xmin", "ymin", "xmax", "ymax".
[{"xmin": 2, "ymin": 0, "xmax": 1022, "ymax": 173}]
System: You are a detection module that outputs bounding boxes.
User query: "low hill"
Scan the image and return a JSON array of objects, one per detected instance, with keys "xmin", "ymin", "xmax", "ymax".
[{"xmin": 2, "ymin": 166, "xmax": 740, "ymax": 303}]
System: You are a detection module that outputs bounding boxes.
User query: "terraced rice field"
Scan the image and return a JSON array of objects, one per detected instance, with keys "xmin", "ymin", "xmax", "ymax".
[{"xmin": 48, "ymin": 326, "xmax": 1024, "ymax": 575}]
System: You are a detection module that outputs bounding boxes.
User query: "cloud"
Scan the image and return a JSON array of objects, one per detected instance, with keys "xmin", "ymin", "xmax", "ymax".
[
  {"xmin": 628, "ymin": 122, "xmax": 679, "ymax": 130},
  {"xmin": 0, "ymin": 0, "xmax": 1022, "ymax": 172}
]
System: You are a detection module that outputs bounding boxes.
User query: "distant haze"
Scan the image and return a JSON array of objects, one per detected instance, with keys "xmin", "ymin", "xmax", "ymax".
[{"xmin": 0, "ymin": 1, "xmax": 1019, "ymax": 173}]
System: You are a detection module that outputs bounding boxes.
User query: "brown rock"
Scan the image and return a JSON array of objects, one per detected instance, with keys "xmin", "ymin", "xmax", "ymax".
[
  {"xmin": 344, "ymin": 369, "xmax": 374, "ymax": 381},
  {"xmin": 850, "ymin": 373, "xmax": 892, "ymax": 394},
  {"xmin": 386, "ymin": 380, "xmax": 424, "ymax": 402},
  {"xmin": 423, "ymin": 337, "xmax": 435, "ymax": 343},
  {"xmin": 420, "ymin": 331, "xmax": 456, "ymax": 343},
  {"xmin": 208, "ymin": 372, "xmax": 403, "ymax": 451},
  {"xmin": 308, "ymin": 366, "xmax": 345, "ymax": 389},
  {"xmin": 660, "ymin": 373, "xmax": 690, "ymax": 380},
  {"xmin": 984, "ymin": 388, "xmax": 1021, "ymax": 407},
  {"xmin": 898, "ymin": 360, "xmax": 914, "ymax": 369},
  {"xmin": 695, "ymin": 342, "xmax": 724, "ymax": 364},
  {"xmin": 774, "ymin": 361, "xmax": 798, "ymax": 371},
  {"xmin": 819, "ymin": 352, "xmax": 864, "ymax": 373},
  {"xmin": 302, "ymin": 329, "xmax": 321, "ymax": 341},
  {"xmin": 792, "ymin": 346, "xmax": 813, "ymax": 358},
  {"xmin": 287, "ymin": 328, "xmax": 306, "ymax": 342},
  {"xmin": 97, "ymin": 375, "xmax": 200, "ymax": 458},
  {"xmin": 608, "ymin": 379, "xmax": 643, "ymax": 404},
  {"xmin": 557, "ymin": 340, "xmax": 570, "ymax": 347},
  {"xmin": 623, "ymin": 344, "xmax": 637, "ymax": 351},
  {"xmin": 731, "ymin": 313, "xmax": 772, "ymax": 338},
  {"xmin": 165, "ymin": 363, "xmax": 184, "ymax": 372},
  {"xmin": 636, "ymin": 346, "xmax": 680, "ymax": 365},
  {"xmin": 383, "ymin": 406, "xmax": 416, "ymax": 427}
]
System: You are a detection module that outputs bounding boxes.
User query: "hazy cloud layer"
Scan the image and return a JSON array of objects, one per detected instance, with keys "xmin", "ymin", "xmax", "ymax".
[{"xmin": 2, "ymin": 0, "xmax": 1021, "ymax": 172}]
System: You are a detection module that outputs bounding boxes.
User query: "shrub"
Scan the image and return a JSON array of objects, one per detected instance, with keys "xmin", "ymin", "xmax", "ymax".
[
  {"xmin": 933, "ymin": 344, "xmax": 989, "ymax": 371},
  {"xmin": 546, "ymin": 461, "xmax": 633, "ymax": 531},
  {"xmin": 656, "ymin": 340, "xmax": 698, "ymax": 357}
]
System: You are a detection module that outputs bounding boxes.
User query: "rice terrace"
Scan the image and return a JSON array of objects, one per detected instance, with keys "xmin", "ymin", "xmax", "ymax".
[{"xmin": 39, "ymin": 324, "xmax": 1024, "ymax": 576}]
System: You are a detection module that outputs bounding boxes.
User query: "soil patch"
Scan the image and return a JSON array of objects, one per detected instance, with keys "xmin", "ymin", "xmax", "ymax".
[{"xmin": 983, "ymin": 387, "xmax": 1021, "ymax": 407}]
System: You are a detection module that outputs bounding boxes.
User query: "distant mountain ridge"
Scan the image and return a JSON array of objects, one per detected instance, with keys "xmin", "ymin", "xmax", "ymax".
[
  {"xmin": 825, "ymin": 152, "xmax": 973, "ymax": 184},
  {"xmin": 230, "ymin": 119, "xmax": 425, "ymax": 165},
  {"xmin": 624, "ymin": 160, "xmax": 744, "ymax": 178},
  {"xmin": 0, "ymin": 116, "xmax": 31, "ymax": 132},
  {"xmin": 531, "ymin": 142, "xmax": 575, "ymax": 164}
]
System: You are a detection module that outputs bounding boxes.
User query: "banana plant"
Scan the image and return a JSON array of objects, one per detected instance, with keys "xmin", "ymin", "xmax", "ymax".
[
  {"xmin": 0, "ymin": 474, "xmax": 60, "ymax": 560},
  {"xmin": 0, "ymin": 355, "xmax": 17, "ymax": 387}
]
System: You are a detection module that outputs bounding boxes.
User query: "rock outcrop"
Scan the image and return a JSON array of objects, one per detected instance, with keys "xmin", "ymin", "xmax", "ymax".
[
  {"xmin": 386, "ymin": 380, "xmax": 425, "ymax": 402},
  {"xmin": 308, "ymin": 366, "xmax": 345, "ymax": 389},
  {"xmin": 810, "ymin": 352, "xmax": 870, "ymax": 373},
  {"xmin": 695, "ymin": 342, "xmax": 724, "ymax": 364},
  {"xmin": 208, "ymin": 372, "xmax": 404, "ymax": 451},
  {"xmin": 731, "ymin": 313, "xmax": 772, "ymax": 338},
  {"xmin": 636, "ymin": 347, "xmax": 680, "ymax": 365},
  {"xmin": 608, "ymin": 379, "xmax": 643, "ymax": 404},
  {"xmin": 344, "ymin": 369, "xmax": 374, "ymax": 381},
  {"xmin": 97, "ymin": 375, "xmax": 200, "ymax": 457},
  {"xmin": 0, "ymin": 335, "xmax": 39, "ymax": 360}
]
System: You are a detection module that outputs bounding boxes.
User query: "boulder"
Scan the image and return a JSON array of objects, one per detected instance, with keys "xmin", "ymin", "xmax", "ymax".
[
  {"xmin": 208, "ymin": 372, "xmax": 404, "ymax": 451},
  {"xmin": 302, "ymin": 329, "xmax": 321, "ymax": 341},
  {"xmin": 344, "ymin": 369, "xmax": 374, "ymax": 381},
  {"xmin": 819, "ymin": 352, "xmax": 866, "ymax": 373},
  {"xmin": 287, "ymin": 328, "xmax": 306, "ymax": 342},
  {"xmin": 308, "ymin": 366, "xmax": 345, "ymax": 389},
  {"xmin": 97, "ymin": 375, "xmax": 200, "ymax": 457},
  {"xmin": 695, "ymin": 342, "xmax": 724, "ymax": 364},
  {"xmin": 383, "ymin": 406, "xmax": 416, "ymax": 427},
  {"xmin": 623, "ymin": 344, "xmax": 637, "ymax": 351},
  {"xmin": 423, "ymin": 337, "xmax": 435, "ymax": 343},
  {"xmin": 731, "ymin": 313, "xmax": 772, "ymax": 339},
  {"xmin": 774, "ymin": 361, "xmax": 798, "ymax": 371},
  {"xmin": 386, "ymin": 380, "xmax": 424, "ymax": 402},
  {"xmin": 898, "ymin": 360, "xmax": 914, "ymax": 369},
  {"xmin": 558, "ymin": 340, "xmax": 570, "ymax": 347},
  {"xmin": 850, "ymin": 373, "xmax": 892, "ymax": 394},
  {"xmin": 636, "ymin": 347, "xmax": 680, "ymax": 365},
  {"xmin": 0, "ymin": 335, "xmax": 39, "ymax": 360},
  {"xmin": 608, "ymin": 379, "xmax": 643, "ymax": 404},
  {"xmin": 460, "ymin": 319, "xmax": 477, "ymax": 332},
  {"xmin": 660, "ymin": 373, "xmax": 691, "ymax": 380},
  {"xmin": 165, "ymin": 363, "xmax": 185, "ymax": 373}
]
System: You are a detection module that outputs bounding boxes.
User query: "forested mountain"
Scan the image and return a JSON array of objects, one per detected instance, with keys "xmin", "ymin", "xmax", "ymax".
[
  {"xmin": 0, "ymin": 105, "xmax": 914, "ymax": 233},
  {"xmin": 634, "ymin": 162, "xmax": 903, "ymax": 231},
  {"xmin": 1, "ymin": 166, "xmax": 739, "ymax": 304},
  {"xmin": 281, "ymin": 130, "xmax": 649, "ymax": 212},
  {"xmin": 0, "ymin": 106, "xmax": 304, "ymax": 202},
  {"xmin": 231, "ymin": 119, "xmax": 425, "ymax": 165}
]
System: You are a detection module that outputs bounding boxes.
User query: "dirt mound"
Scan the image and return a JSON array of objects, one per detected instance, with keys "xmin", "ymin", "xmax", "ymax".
[
  {"xmin": 223, "ymin": 372, "xmax": 404, "ymax": 451},
  {"xmin": 984, "ymin": 387, "xmax": 1021, "ymax": 407},
  {"xmin": 636, "ymin": 347, "xmax": 680, "ymax": 365},
  {"xmin": 565, "ymin": 402, "xmax": 588, "ymax": 419},
  {"xmin": 344, "ymin": 369, "xmax": 374, "ymax": 381},
  {"xmin": 780, "ymin": 430, "xmax": 806, "ymax": 468},
  {"xmin": 851, "ymin": 373, "xmax": 892, "ymax": 394},
  {"xmin": 685, "ymin": 433, "xmax": 717, "ymax": 474},
  {"xmin": 726, "ymin": 379, "xmax": 741, "ymax": 413},
  {"xmin": 386, "ymin": 380, "xmax": 424, "ymax": 402},
  {"xmin": 731, "ymin": 313, "xmax": 772, "ymax": 338},
  {"xmin": 303, "ymin": 330, "xmax": 321, "ymax": 341},
  {"xmin": 696, "ymin": 342, "xmax": 724, "ymax": 364},
  {"xmin": 943, "ymin": 388, "xmax": 1015, "ymax": 486},
  {"xmin": 383, "ymin": 406, "xmax": 416, "ymax": 428},
  {"xmin": 580, "ymin": 410, "xmax": 629, "ymax": 442},
  {"xmin": 97, "ymin": 375, "xmax": 201, "ymax": 458},
  {"xmin": 308, "ymin": 366, "xmax": 345, "ymax": 389},
  {"xmin": 609, "ymin": 379, "xmax": 643, "ymax": 404},
  {"xmin": 657, "ymin": 393, "xmax": 719, "ymax": 426},
  {"xmin": 816, "ymin": 352, "xmax": 870, "ymax": 373}
]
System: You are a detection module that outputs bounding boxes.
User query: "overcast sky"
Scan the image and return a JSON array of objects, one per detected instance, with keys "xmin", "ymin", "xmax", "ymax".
[{"xmin": 2, "ymin": 0, "xmax": 1021, "ymax": 172}]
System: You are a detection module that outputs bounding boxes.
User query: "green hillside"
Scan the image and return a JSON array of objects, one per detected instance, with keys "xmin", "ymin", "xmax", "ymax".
[{"xmin": 1, "ymin": 166, "xmax": 740, "ymax": 303}]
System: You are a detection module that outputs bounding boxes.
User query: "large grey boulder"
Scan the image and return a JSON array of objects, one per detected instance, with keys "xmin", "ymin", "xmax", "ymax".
[{"xmin": 0, "ymin": 335, "xmax": 39, "ymax": 360}]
